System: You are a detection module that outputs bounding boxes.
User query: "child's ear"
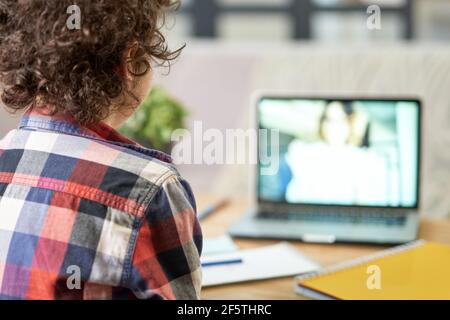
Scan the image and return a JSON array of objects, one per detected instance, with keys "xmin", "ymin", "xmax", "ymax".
[
  {"xmin": 118, "ymin": 42, "xmax": 140, "ymax": 81},
  {"xmin": 123, "ymin": 42, "xmax": 150, "ymax": 78}
]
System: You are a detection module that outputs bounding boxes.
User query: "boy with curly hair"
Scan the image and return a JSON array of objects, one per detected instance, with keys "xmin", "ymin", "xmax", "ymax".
[{"xmin": 0, "ymin": 0, "xmax": 202, "ymax": 300}]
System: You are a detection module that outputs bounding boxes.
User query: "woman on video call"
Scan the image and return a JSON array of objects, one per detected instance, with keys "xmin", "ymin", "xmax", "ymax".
[
  {"xmin": 0, "ymin": 1, "xmax": 202, "ymax": 300},
  {"xmin": 285, "ymin": 101, "xmax": 388, "ymax": 206}
]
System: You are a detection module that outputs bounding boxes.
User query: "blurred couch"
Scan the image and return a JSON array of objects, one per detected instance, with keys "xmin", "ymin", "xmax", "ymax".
[{"xmin": 1, "ymin": 42, "xmax": 450, "ymax": 217}]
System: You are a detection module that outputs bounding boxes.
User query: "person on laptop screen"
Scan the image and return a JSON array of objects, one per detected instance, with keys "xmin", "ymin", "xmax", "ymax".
[
  {"xmin": 259, "ymin": 98, "xmax": 420, "ymax": 208},
  {"xmin": 0, "ymin": 1, "xmax": 202, "ymax": 300},
  {"xmin": 285, "ymin": 100, "xmax": 387, "ymax": 205}
]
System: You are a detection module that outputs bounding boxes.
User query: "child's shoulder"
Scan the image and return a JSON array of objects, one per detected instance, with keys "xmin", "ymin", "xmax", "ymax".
[{"xmin": 2, "ymin": 128, "xmax": 185, "ymax": 214}]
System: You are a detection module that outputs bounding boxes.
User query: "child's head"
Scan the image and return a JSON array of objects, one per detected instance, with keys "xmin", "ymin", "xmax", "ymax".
[{"xmin": 0, "ymin": 0, "xmax": 181, "ymax": 127}]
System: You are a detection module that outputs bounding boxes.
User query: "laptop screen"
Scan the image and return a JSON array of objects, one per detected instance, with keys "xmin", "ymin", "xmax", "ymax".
[{"xmin": 258, "ymin": 97, "xmax": 421, "ymax": 208}]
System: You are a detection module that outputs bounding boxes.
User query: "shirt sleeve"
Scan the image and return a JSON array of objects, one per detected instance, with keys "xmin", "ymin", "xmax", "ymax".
[{"xmin": 127, "ymin": 174, "xmax": 203, "ymax": 300}]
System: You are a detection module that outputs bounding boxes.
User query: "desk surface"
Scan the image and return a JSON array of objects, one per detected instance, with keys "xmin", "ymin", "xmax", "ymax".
[{"xmin": 197, "ymin": 195, "xmax": 450, "ymax": 300}]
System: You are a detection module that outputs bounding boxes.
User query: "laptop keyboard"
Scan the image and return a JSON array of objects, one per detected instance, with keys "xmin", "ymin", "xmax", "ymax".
[{"xmin": 258, "ymin": 209, "xmax": 407, "ymax": 226}]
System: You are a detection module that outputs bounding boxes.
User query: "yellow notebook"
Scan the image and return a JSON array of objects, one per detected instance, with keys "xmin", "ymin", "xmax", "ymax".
[{"xmin": 295, "ymin": 240, "xmax": 450, "ymax": 300}]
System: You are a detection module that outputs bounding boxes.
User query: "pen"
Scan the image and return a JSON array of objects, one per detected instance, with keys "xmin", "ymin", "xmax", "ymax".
[
  {"xmin": 201, "ymin": 258, "xmax": 243, "ymax": 268},
  {"xmin": 198, "ymin": 198, "xmax": 229, "ymax": 221}
]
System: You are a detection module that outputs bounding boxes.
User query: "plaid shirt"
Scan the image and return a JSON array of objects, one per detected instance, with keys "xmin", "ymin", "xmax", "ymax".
[{"xmin": 0, "ymin": 109, "xmax": 202, "ymax": 300}]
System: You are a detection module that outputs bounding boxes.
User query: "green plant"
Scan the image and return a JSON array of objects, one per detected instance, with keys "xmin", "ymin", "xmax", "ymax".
[{"xmin": 120, "ymin": 86, "xmax": 188, "ymax": 152}]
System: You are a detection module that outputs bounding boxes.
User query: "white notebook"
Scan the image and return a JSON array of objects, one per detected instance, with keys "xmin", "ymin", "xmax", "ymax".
[{"xmin": 201, "ymin": 242, "xmax": 319, "ymax": 287}]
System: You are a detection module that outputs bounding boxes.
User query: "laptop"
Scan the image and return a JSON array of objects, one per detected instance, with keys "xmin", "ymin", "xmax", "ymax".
[{"xmin": 229, "ymin": 96, "xmax": 422, "ymax": 244}]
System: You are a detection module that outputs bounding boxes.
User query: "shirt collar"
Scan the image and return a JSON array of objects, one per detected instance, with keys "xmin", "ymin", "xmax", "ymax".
[{"xmin": 19, "ymin": 108, "xmax": 173, "ymax": 164}]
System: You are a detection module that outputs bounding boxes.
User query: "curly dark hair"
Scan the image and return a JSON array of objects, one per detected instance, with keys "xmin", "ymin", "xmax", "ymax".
[{"xmin": 0, "ymin": 0, "xmax": 182, "ymax": 124}]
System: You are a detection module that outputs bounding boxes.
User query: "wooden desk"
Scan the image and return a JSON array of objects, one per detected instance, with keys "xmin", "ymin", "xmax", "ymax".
[{"xmin": 197, "ymin": 195, "xmax": 450, "ymax": 300}]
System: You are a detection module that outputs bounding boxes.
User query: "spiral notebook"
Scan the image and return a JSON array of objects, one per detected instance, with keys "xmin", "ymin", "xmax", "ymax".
[{"xmin": 295, "ymin": 240, "xmax": 450, "ymax": 300}]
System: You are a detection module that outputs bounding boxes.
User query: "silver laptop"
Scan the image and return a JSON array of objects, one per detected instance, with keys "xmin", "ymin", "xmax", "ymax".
[{"xmin": 229, "ymin": 96, "xmax": 422, "ymax": 244}]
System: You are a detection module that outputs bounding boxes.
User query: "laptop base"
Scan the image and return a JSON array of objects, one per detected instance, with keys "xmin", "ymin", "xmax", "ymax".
[{"xmin": 229, "ymin": 209, "xmax": 420, "ymax": 245}]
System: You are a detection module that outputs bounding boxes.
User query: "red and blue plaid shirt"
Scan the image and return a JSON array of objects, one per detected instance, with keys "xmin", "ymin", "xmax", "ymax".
[{"xmin": 0, "ymin": 109, "xmax": 202, "ymax": 300}]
